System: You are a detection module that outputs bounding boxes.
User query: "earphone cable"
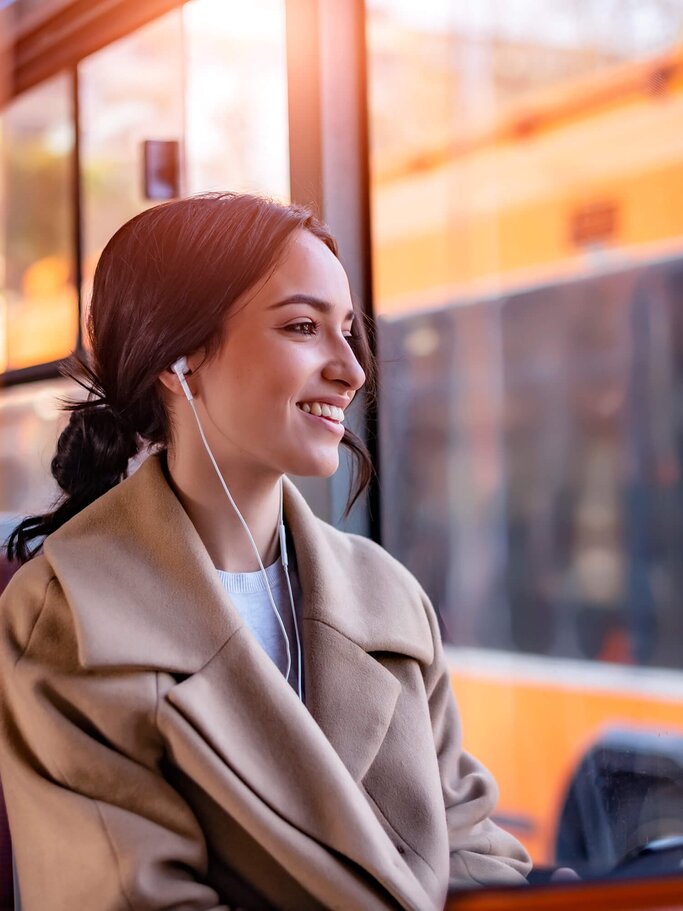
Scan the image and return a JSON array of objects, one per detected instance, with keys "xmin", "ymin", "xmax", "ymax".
[
  {"xmin": 280, "ymin": 478, "xmax": 303, "ymax": 700},
  {"xmin": 185, "ymin": 394, "xmax": 293, "ymax": 682}
]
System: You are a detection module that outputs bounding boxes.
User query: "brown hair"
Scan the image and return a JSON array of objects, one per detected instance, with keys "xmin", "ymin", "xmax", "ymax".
[{"xmin": 8, "ymin": 192, "xmax": 375, "ymax": 563}]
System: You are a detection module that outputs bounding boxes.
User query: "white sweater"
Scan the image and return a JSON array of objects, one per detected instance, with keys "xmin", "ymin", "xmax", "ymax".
[{"xmin": 216, "ymin": 556, "xmax": 303, "ymax": 695}]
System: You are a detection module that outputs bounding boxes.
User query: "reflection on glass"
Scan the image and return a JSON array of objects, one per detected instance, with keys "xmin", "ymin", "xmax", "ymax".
[
  {"xmin": 184, "ymin": 0, "xmax": 289, "ymax": 199},
  {"xmin": 368, "ymin": 0, "xmax": 683, "ymax": 878},
  {"xmin": 0, "ymin": 378, "xmax": 72, "ymax": 518},
  {"xmin": 0, "ymin": 73, "xmax": 77, "ymax": 371},
  {"xmin": 0, "ymin": 378, "xmax": 76, "ymax": 591},
  {"xmin": 79, "ymin": 9, "xmax": 185, "ymax": 319}
]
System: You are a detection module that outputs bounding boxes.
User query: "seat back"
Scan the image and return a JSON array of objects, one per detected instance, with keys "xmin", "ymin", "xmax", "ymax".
[{"xmin": 0, "ymin": 780, "xmax": 14, "ymax": 910}]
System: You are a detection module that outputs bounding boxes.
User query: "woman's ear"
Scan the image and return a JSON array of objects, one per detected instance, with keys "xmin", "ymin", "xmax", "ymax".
[{"xmin": 158, "ymin": 354, "xmax": 200, "ymax": 398}]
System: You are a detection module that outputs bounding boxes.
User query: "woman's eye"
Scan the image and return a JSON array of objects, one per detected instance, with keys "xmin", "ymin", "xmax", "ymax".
[
  {"xmin": 284, "ymin": 321, "xmax": 357, "ymax": 344},
  {"xmin": 286, "ymin": 321, "xmax": 318, "ymax": 336}
]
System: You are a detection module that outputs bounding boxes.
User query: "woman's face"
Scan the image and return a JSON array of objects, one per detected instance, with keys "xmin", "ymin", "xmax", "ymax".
[{"xmin": 188, "ymin": 229, "xmax": 366, "ymax": 479}]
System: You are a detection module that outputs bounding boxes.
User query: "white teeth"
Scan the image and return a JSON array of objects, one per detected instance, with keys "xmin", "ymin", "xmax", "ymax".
[{"xmin": 298, "ymin": 401, "xmax": 345, "ymax": 422}]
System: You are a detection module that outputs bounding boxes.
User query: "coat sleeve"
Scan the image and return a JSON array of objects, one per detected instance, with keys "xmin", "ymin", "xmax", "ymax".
[
  {"xmin": 0, "ymin": 562, "xmax": 232, "ymax": 911},
  {"xmin": 420, "ymin": 589, "xmax": 532, "ymax": 888}
]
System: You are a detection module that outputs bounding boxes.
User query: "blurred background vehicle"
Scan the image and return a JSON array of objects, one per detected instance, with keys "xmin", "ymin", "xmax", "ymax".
[{"xmin": 368, "ymin": 7, "xmax": 683, "ymax": 872}]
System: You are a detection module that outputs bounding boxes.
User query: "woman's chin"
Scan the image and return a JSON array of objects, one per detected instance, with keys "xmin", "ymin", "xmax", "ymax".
[{"xmin": 288, "ymin": 451, "xmax": 340, "ymax": 478}]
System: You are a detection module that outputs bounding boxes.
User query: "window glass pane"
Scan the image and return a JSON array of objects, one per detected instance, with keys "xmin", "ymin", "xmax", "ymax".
[
  {"xmin": 0, "ymin": 379, "xmax": 71, "ymax": 516},
  {"xmin": 79, "ymin": 9, "xmax": 185, "ymax": 309},
  {"xmin": 0, "ymin": 73, "xmax": 77, "ymax": 371},
  {"xmin": 0, "ymin": 378, "xmax": 73, "ymax": 590},
  {"xmin": 184, "ymin": 0, "xmax": 289, "ymax": 199},
  {"xmin": 368, "ymin": 0, "xmax": 683, "ymax": 878}
]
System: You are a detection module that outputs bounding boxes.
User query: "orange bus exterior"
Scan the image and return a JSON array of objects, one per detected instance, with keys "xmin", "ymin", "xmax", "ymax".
[
  {"xmin": 372, "ymin": 44, "xmax": 683, "ymax": 314},
  {"xmin": 371, "ymin": 46, "xmax": 683, "ymax": 869},
  {"xmin": 449, "ymin": 650, "xmax": 683, "ymax": 864}
]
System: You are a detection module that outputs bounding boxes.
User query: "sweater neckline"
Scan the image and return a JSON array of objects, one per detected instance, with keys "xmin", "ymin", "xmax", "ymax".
[{"xmin": 216, "ymin": 558, "xmax": 286, "ymax": 595}]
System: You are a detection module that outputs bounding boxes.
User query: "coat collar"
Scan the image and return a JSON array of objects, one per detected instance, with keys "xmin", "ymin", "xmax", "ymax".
[{"xmin": 44, "ymin": 452, "xmax": 432, "ymax": 676}]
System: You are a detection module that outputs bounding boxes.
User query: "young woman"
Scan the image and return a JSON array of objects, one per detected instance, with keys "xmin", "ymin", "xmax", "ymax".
[{"xmin": 0, "ymin": 193, "xmax": 530, "ymax": 911}]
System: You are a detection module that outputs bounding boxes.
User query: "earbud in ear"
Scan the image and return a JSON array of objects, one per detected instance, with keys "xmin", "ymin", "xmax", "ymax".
[
  {"xmin": 171, "ymin": 357, "xmax": 194, "ymax": 402},
  {"xmin": 173, "ymin": 356, "xmax": 189, "ymax": 376}
]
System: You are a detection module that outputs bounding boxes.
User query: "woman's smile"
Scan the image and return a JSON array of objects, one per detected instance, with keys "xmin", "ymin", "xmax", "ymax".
[{"xmin": 296, "ymin": 401, "xmax": 346, "ymax": 436}]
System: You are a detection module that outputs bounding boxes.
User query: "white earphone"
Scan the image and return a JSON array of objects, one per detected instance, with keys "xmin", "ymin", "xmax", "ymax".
[
  {"xmin": 171, "ymin": 357, "xmax": 302, "ymax": 700},
  {"xmin": 172, "ymin": 356, "xmax": 193, "ymax": 401}
]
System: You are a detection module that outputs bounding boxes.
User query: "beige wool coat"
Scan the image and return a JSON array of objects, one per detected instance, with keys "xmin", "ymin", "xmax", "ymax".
[{"xmin": 0, "ymin": 454, "xmax": 530, "ymax": 911}]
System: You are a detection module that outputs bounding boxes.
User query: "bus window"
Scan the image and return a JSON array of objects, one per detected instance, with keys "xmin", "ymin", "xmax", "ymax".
[
  {"xmin": 183, "ymin": 0, "xmax": 290, "ymax": 199},
  {"xmin": 367, "ymin": 0, "xmax": 683, "ymax": 877},
  {"xmin": 78, "ymin": 9, "xmax": 185, "ymax": 330}
]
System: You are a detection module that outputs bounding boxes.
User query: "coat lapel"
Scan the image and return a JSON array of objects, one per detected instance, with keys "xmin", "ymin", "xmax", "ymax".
[
  {"xmin": 44, "ymin": 454, "xmax": 434, "ymax": 910},
  {"xmin": 283, "ymin": 475, "xmax": 432, "ymax": 783},
  {"xmin": 44, "ymin": 452, "xmax": 239, "ymax": 673},
  {"xmin": 303, "ymin": 620, "xmax": 401, "ymax": 781}
]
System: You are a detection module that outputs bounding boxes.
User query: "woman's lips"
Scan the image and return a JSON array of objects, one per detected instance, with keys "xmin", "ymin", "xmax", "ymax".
[{"xmin": 297, "ymin": 407, "xmax": 345, "ymax": 436}]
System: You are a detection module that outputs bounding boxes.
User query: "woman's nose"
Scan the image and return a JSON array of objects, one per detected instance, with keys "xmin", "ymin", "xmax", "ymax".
[{"xmin": 322, "ymin": 336, "xmax": 366, "ymax": 391}]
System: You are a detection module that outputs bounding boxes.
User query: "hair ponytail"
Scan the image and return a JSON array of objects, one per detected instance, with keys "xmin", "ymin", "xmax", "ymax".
[{"xmin": 6, "ymin": 356, "xmax": 141, "ymax": 564}]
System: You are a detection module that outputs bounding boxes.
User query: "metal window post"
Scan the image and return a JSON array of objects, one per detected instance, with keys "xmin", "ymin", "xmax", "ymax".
[{"xmin": 285, "ymin": 0, "xmax": 380, "ymax": 541}]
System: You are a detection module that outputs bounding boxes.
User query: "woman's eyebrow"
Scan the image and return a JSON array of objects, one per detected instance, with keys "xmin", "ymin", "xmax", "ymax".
[{"xmin": 268, "ymin": 294, "xmax": 354, "ymax": 322}]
